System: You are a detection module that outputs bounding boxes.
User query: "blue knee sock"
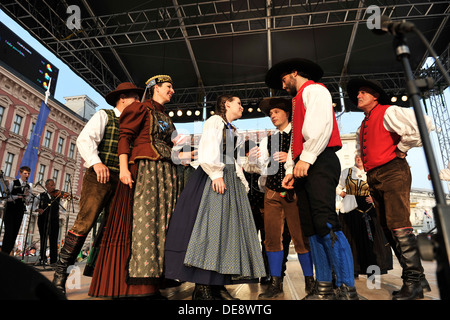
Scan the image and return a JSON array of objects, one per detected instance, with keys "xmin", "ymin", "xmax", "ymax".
[
  {"xmin": 308, "ymin": 235, "xmax": 333, "ymax": 282},
  {"xmin": 322, "ymin": 230, "xmax": 355, "ymax": 287},
  {"xmin": 266, "ymin": 251, "xmax": 284, "ymax": 277},
  {"xmin": 297, "ymin": 252, "xmax": 314, "ymax": 277}
]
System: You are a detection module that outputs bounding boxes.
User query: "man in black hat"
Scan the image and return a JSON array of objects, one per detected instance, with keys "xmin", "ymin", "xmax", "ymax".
[
  {"xmin": 266, "ymin": 58, "xmax": 358, "ymax": 300},
  {"xmin": 347, "ymin": 78, "xmax": 434, "ymax": 300},
  {"xmin": 255, "ymin": 97, "xmax": 314, "ymax": 299},
  {"xmin": 52, "ymin": 82, "xmax": 144, "ymax": 294}
]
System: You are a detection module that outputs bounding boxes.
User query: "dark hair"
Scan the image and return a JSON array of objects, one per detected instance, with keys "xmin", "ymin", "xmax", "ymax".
[
  {"xmin": 20, "ymin": 166, "xmax": 31, "ymax": 173},
  {"xmin": 215, "ymin": 94, "xmax": 237, "ymax": 123}
]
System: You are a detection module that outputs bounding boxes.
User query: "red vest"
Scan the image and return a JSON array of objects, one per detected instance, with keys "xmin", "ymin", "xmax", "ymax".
[
  {"xmin": 291, "ymin": 80, "xmax": 342, "ymax": 160},
  {"xmin": 359, "ymin": 104, "xmax": 401, "ymax": 171}
]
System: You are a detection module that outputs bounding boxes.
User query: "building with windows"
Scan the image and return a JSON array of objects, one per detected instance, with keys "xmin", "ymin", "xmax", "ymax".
[{"xmin": 0, "ymin": 62, "xmax": 92, "ymax": 255}]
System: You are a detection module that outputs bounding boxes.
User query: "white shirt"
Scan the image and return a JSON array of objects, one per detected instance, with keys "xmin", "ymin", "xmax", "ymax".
[
  {"xmin": 198, "ymin": 115, "xmax": 249, "ymax": 192},
  {"xmin": 76, "ymin": 108, "xmax": 121, "ymax": 168},
  {"xmin": 7, "ymin": 178, "xmax": 32, "ymax": 203},
  {"xmin": 356, "ymin": 105, "xmax": 435, "ymax": 154},
  {"xmin": 284, "ymin": 84, "xmax": 335, "ymax": 175}
]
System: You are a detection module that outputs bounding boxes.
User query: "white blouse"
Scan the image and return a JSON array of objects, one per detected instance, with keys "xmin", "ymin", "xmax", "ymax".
[
  {"xmin": 76, "ymin": 108, "xmax": 121, "ymax": 168},
  {"xmin": 198, "ymin": 115, "xmax": 249, "ymax": 192}
]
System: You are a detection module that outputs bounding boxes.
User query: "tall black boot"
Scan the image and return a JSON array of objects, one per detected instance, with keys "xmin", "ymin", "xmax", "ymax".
[
  {"xmin": 52, "ymin": 231, "xmax": 86, "ymax": 294},
  {"xmin": 391, "ymin": 228, "xmax": 424, "ymax": 300},
  {"xmin": 302, "ymin": 281, "xmax": 336, "ymax": 300},
  {"xmin": 304, "ymin": 276, "xmax": 315, "ymax": 295},
  {"xmin": 212, "ymin": 285, "xmax": 240, "ymax": 300},
  {"xmin": 258, "ymin": 276, "xmax": 283, "ymax": 299}
]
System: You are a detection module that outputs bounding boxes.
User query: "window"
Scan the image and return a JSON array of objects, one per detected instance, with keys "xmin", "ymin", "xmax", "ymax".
[
  {"xmin": 0, "ymin": 106, "xmax": 5, "ymax": 125},
  {"xmin": 43, "ymin": 130, "xmax": 52, "ymax": 148},
  {"xmin": 63, "ymin": 173, "xmax": 71, "ymax": 192},
  {"xmin": 52, "ymin": 169, "xmax": 59, "ymax": 184},
  {"xmin": 68, "ymin": 142, "xmax": 76, "ymax": 159},
  {"xmin": 4, "ymin": 152, "xmax": 14, "ymax": 177},
  {"xmin": 57, "ymin": 137, "xmax": 64, "ymax": 154},
  {"xmin": 12, "ymin": 114, "xmax": 23, "ymax": 134},
  {"xmin": 37, "ymin": 164, "xmax": 46, "ymax": 184},
  {"xmin": 29, "ymin": 122, "xmax": 35, "ymax": 139}
]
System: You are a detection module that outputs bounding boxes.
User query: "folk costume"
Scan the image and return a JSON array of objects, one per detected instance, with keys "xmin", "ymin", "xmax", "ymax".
[
  {"xmin": 53, "ymin": 82, "xmax": 144, "ymax": 294},
  {"xmin": 89, "ymin": 76, "xmax": 179, "ymax": 298},
  {"xmin": 164, "ymin": 115, "xmax": 267, "ymax": 300},
  {"xmin": 348, "ymin": 78, "xmax": 434, "ymax": 300},
  {"xmin": 256, "ymin": 97, "xmax": 314, "ymax": 298},
  {"xmin": 336, "ymin": 165, "xmax": 393, "ymax": 276},
  {"xmin": 265, "ymin": 58, "xmax": 358, "ymax": 300},
  {"xmin": 2, "ymin": 178, "xmax": 31, "ymax": 255}
]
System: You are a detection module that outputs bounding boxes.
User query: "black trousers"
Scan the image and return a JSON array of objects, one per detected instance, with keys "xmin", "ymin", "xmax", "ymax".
[
  {"xmin": 1, "ymin": 201, "xmax": 26, "ymax": 255},
  {"xmin": 294, "ymin": 148, "xmax": 341, "ymax": 237},
  {"xmin": 38, "ymin": 212, "xmax": 60, "ymax": 263}
]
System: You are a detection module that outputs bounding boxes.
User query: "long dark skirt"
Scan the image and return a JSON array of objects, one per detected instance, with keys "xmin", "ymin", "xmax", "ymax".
[{"xmin": 338, "ymin": 196, "xmax": 393, "ymax": 275}]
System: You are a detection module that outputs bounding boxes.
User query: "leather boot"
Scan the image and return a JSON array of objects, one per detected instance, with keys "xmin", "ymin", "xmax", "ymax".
[
  {"xmin": 212, "ymin": 285, "xmax": 239, "ymax": 300},
  {"xmin": 304, "ymin": 276, "xmax": 315, "ymax": 295},
  {"xmin": 302, "ymin": 281, "xmax": 336, "ymax": 300},
  {"xmin": 52, "ymin": 231, "xmax": 86, "ymax": 294},
  {"xmin": 192, "ymin": 284, "xmax": 220, "ymax": 300},
  {"xmin": 336, "ymin": 283, "xmax": 359, "ymax": 300},
  {"xmin": 258, "ymin": 276, "xmax": 284, "ymax": 299},
  {"xmin": 391, "ymin": 228, "xmax": 424, "ymax": 300}
]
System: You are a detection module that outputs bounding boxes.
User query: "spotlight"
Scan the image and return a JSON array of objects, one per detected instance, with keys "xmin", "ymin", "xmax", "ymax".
[
  {"xmin": 177, "ymin": 110, "xmax": 183, "ymax": 116},
  {"xmin": 168, "ymin": 111, "xmax": 174, "ymax": 117},
  {"xmin": 210, "ymin": 110, "xmax": 215, "ymax": 115},
  {"xmin": 187, "ymin": 110, "xmax": 192, "ymax": 116},
  {"xmin": 391, "ymin": 96, "xmax": 397, "ymax": 103},
  {"xmin": 248, "ymin": 107, "xmax": 253, "ymax": 113},
  {"xmin": 195, "ymin": 110, "xmax": 201, "ymax": 116},
  {"xmin": 257, "ymin": 108, "xmax": 261, "ymax": 112},
  {"xmin": 401, "ymin": 95, "xmax": 408, "ymax": 102}
]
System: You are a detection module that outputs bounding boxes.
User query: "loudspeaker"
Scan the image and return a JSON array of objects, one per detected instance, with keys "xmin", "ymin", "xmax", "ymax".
[{"xmin": 0, "ymin": 252, "xmax": 66, "ymax": 300}]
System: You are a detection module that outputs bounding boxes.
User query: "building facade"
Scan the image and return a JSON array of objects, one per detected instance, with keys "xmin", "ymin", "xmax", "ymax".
[{"xmin": 0, "ymin": 63, "xmax": 90, "ymax": 256}]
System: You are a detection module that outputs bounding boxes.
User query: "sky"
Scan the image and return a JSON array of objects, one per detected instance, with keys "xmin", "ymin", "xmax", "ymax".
[{"xmin": 1, "ymin": 9, "xmax": 448, "ymax": 194}]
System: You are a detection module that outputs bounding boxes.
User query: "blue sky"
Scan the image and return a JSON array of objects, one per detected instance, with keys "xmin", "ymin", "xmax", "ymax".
[{"xmin": 1, "ymin": 9, "xmax": 448, "ymax": 193}]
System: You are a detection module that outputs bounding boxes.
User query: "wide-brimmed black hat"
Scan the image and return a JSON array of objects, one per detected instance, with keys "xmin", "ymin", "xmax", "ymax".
[
  {"xmin": 265, "ymin": 58, "xmax": 324, "ymax": 90},
  {"xmin": 346, "ymin": 78, "xmax": 390, "ymax": 105},
  {"xmin": 259, "ymin": 97, "xmax": 292, "ymax": 116},
  {"xmin": 105, "ymin": 82, "xmax": 145, "ymax": 106}
]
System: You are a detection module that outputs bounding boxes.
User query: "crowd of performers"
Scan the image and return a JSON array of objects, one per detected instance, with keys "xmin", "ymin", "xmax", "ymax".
[{"xmin": 3, "ymin": 57, "xmax": 442, "ymax": 301}]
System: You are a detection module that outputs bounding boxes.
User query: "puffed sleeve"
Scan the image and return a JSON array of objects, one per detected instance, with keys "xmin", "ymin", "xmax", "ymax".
[
  {"xmin": 198, "ymin": 115, "xmax": 226, "ymax": 181},
  {"xmin": 118, "ymin": 102, "xmax": 146, "ymax": 156}
]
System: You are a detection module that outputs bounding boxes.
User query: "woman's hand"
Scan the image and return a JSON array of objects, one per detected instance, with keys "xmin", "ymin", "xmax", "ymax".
[
  {"xmin": 120, "ymin": 169, "xmax": 134, "ymax": 188},
  {"xmin": 212, "ymin": 177, "xmax": 226, "ymax": 194}
]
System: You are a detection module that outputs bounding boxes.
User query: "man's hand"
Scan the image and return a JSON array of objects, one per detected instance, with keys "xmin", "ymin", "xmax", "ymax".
[
  {"xmin": 93, "ymin": 163, "xmax": 110, "ymax": 184},
  {"xmin": 395, "ymin": 148, "xmax": 407, "ymax": 159},
  {"xmin": 293, "ymin": 160, "xmax": 310, "ymax": 178},
  {"xmin": 273, "ymin": 151, "xmax": 288, "ymax": 163},
  {"xmin": 282, "ymin": 174, "xmax": 295, "ymax": 190}
]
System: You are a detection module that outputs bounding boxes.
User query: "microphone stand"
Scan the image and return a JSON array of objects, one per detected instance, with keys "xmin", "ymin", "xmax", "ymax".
[{"xmin": 393, "ymin": 32, "xmax": 450, "ymax": 300}]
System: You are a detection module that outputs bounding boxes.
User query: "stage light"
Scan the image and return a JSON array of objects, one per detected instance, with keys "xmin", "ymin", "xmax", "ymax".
[
  {"xmin": 177, "ymin": 110, "xmax": 183, "ymax": 116},
  {"xmin": 248, "ymin": 107, "xmax": 253, "ymax": 113},
  {"xmin": 210, "ymin": 111, "xmax": 215, "ymax": 115},
  {"xmin": 195, "ymin": 110, "xmax": 201, "ymax": 116},
  {"xmin": 257, "ymin": 108, "xmax": 261, "ymax": 112},
  {"xmin": 187, "ymin": 110, "xmax": 192, "ymax": 116},
  {"xmin": 401, "ymin": 95, "xmax": 408, "ymax": 101},
  {"xmin": 168, "ymin": 111, "xmax": 174, "ymax": 117},
  {"xmin": 391, "ymin": 96, "xmax": 397, "ymax": 103}
]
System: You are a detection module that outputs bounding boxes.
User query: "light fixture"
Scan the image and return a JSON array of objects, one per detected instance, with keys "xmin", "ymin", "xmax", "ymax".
[
  {"xmin": 248, "ymin": 107, "xmax": 253, "ymax": 113},
  {"xmin": 177, "ymin": 110, "xmax": 183, "ymax": 116},
  {"xmin": 401, "ymin": 95, "xmax": 408, "ymax": 101},
  {"xmin": 187, "ymin": 110, "xmax": 192, "ymax": 116},
  {"xmin": 168, "ymin": 111, "xmax": 174, "ymax": 117},
  {"xmin": 195, "ymin": 110, "xmax": 201, "ymax": 116},
  {"xmin": 391, "ymin": 96, "xmax": 397, "ymax": 103},
  {"xmin": 210, "ymin": 110, "xmax": 215, "ymax": 115},
  {"xmin": 257, "ymin": 108, "xmax": 261, "ymax": 112}
]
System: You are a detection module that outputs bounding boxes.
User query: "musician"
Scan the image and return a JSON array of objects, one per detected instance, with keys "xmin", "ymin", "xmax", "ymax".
[
  {"xmin": 1, "ymin": 166, "xmax": 32, "ymax": 255},
  {"xmin": 36, "ymin": 179, "xmax": 64, "ymax": 265}
]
